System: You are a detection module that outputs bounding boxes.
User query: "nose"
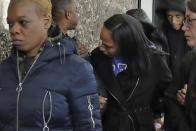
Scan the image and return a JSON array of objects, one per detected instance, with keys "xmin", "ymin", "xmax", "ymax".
[
  {"xmin": 182, "ymin": 24, "xmax": 189, "ymax": 31},
  {"xmin": 9, "ymin": 23, "xmax": 20, "ymax": 36},
  {"xmin": 99, "ymin": 44, "xmax": 106, "ymax": 52},
  {"xmin": 171, "ymin": 17, "xmax": 178, "ymax": 24}
]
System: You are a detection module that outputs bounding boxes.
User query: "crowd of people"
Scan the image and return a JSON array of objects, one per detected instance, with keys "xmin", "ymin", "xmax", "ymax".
[{"xmin": 0, "ymin": 0, "xmax": 195, "ymax": 131}]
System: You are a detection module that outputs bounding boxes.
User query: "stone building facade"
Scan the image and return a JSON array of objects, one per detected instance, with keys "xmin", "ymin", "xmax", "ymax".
[{"xmin": 75, "ymin": 0, "xmax": 138, "ymax": 51}]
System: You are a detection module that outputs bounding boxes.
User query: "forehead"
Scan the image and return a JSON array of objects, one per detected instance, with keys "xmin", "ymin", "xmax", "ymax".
[
  {"xmin": 186, "ymin": 8, "xmax": 196, "ymax": 17},
  {"xmin": 167, "ymin": 10, "xmax": 184, "ymax": 15},
  {"xmin": 7, "ymin": 2, "xmax": 39, "ymax": 20},
  {"xmin": 100, "ymin": 27, "xmax": 112, "ymax": 40}
]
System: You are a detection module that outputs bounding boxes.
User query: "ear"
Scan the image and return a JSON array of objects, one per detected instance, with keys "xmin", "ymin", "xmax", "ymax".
[
  {"xmin": 65, "ymin": 11, "xmax": 72, "ymax": 20},
  {"xmin": 43, "ymin": 14, "xmax": 52, "ymax": 29}
]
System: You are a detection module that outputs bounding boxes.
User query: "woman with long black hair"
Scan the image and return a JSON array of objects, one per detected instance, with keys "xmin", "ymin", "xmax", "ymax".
[{"xmin": 90, "ymin": 14, "xmax": 172, "ymax": 131}]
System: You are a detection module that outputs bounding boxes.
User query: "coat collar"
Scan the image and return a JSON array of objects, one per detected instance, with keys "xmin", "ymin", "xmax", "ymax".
[{"xmin": 90, "ymin": 48, "xmax": 127, "ymax": 104}]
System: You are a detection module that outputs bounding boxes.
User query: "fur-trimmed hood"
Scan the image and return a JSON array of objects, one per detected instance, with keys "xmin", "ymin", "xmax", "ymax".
[{"xmin": 47, "ymin": 23, "xmax": 63, "ymax": 43}]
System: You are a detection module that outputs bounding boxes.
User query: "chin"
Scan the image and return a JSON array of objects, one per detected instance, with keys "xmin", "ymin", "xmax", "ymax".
[
  {"xmin": 172, "ymin": 25, "xmax": 182, "ymax": 31},
  {"xmin": 187, "ymin": 41, "xmax": 196, "ymax": 47},
  {"xmin": 174, "ymin": 27, "xmax": 181, "ymax": 31}
]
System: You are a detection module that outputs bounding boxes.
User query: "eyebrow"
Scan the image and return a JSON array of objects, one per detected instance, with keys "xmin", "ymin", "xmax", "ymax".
[{"xmin": 7, "ymin": 16, "xmax": 28, "ymax": 20}]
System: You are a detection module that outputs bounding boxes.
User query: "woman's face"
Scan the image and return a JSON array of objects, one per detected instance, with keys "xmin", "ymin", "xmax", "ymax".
[
  {"xmin": 166, "ymin": 10, "xmax": 184, "ymax": 30},
  {"xmin": 7, "ymin": 2, "xmax": 51, "ymax": 56},
  {"xmin": 99, "ymin": 26, "xmax": 119, "ymax": 57},
  {"xmin": 182, "ymin": 8, "xmax": 196, "ymax": 47}
]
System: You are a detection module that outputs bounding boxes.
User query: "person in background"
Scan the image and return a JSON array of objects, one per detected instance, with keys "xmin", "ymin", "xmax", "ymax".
[
  {"xmin": 165, "ymin": 0, "xmax": 196, "ymax": 130},
  {"xmin": 156, "ymin": 0, "xmax": 191, "ymax": 78},
  {"xmin": 90, "ymin": 14, "xmax": 172, "ymax": 131},
  {"xmin": 126, "ymin": 8, "xmax": 169, "ymax": 131},
  {"xmin": 126, "ymin": 9, "xmax": 168, "ymax": 53},
  {"xmin": 51, "ymin": 0, "xmax": 89, "ymax": 58},
  {"xmin": 0, "ymin": 0, "xmax": 102, "ymax": 130}
]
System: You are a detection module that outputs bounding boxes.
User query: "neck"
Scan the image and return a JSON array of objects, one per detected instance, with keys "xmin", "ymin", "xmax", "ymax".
[
  {"xmin": 62, "ymin": 30, "xmax": 67, "ymax": 35},
  {"xmin": 58, "ymin": 24, "xmax": 68, "ymax": 35},
  {"xmin": 26, "ymin": 38, "xmax": 46, "ymax": 57}
]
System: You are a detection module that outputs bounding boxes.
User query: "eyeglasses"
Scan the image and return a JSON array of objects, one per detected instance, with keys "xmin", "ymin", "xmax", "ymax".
[{"xmin": 183, "ymin": 17, "xmax": 196, "ymax": 26}]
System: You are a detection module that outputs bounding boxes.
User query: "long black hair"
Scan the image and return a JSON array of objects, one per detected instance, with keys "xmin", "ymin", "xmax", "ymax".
[{"xmin": 104, "ymin": 14, "xmax": 152, "ymax": 76}]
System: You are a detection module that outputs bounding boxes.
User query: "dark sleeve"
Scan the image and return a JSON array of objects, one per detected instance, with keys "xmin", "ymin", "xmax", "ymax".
[
  {"xmin": 164, "ymin": 59, "xmax": 190, "ymax": 131},
  {"xmin": 68, "ymin": 62, "xmax": 102, "ymax": 131},
  {"xmin": 151, "ymin": 54, "xmax": 172, "ymax": 118},
  {"xmin": 164, "ymin": 99, "xmax": 190, "ymax": 131},
  {"xmin": 191, "ymin": 98, "xmax": 196, "ymax": 131},
  {"xmin": 89, "ymin": 50, "xmax": 108, "ymax": 114},
  {"xmin": 89, "ymin": 48, "xmax": 108, "ymax": 98},
  {"xmin": 94, "ymin": 71, "xmax": 108, "ymax": 98}
]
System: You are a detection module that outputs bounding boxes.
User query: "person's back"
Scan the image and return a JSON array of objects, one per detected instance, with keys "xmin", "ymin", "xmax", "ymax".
[{"xmin": 51, "ymin": 0, "xmax": 89, "ymax": 58}]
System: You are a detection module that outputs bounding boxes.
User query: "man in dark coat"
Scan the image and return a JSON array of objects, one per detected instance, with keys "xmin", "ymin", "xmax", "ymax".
[{"xmin": 51, "ymin": 0, "xmax": 89, "ymax": 58}]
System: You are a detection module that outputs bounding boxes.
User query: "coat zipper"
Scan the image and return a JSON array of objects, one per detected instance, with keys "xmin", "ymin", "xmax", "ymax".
[
  {"xmin": 87, "ymin": 96, "xmax": 95, "ymax": 128},
  {"xmin": 108, "ymin": 90, "xmax": 136, "ymax": 131},
  {"xmin": 16, "ymin": 50, "xmax": 41, "ymax": 131},
  {"xmin": 42, "ymin": 91, "xmax": 53, "ymax": 131},
  {"xmin": 127, "ymin": 77, "xmax": 140, "ymax": 101}
]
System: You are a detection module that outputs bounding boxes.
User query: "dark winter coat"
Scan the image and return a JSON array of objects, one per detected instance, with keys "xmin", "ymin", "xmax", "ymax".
[
  {"xmin": 165, "ymin": 50, "xmax": 196, "ymax": 131},
  {"xmin": 156, "ymin": 0, "xmax": 191, "ymax": 77},
  {"xmin": 90, "ymin": 47, "xmax": 172, "ymax": 131},
  {"xmin": 0, "ymin": 40, "xmax": 102, "ymax": 131}
]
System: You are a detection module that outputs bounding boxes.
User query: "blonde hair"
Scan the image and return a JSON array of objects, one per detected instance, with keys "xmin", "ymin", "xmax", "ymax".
[{"xmin": 10, "ymin": 0, "xmax": 52, "ymax": 17}]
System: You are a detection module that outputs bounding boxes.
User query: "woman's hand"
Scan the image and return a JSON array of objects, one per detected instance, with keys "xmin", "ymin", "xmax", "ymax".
[
  {"xmin": 76, "ymin": 40, "xmax": 89, "ymax": 55},
  {"xmin": 99, "ymin": 96, "xmax": 108, "ymax": 109},
  {"xmin": 154, "ymin": 117, "xmax": 164, "ymax": 131},
  {"xmin": 177, "ymin": 84, "xmax": 188, "ymax": 105}
]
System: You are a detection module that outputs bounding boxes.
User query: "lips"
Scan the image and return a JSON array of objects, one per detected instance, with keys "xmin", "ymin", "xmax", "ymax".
[{"xmin": 11, "ymin": 39, "xmax": 23, "ymax": 45}]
